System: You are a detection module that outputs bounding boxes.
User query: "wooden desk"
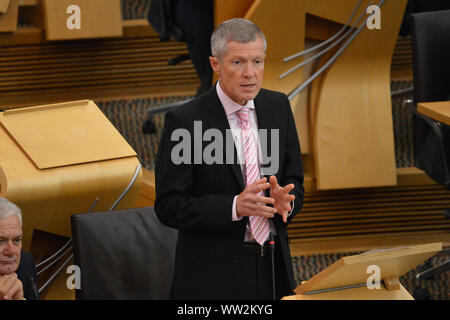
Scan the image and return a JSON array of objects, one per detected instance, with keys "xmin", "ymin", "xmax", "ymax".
[{"xmin": 418, "ymin": 101, "xmax": 450, "ymax": 125}]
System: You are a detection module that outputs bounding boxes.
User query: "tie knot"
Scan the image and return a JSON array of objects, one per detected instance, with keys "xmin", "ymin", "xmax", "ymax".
[{"xmin": 236, "ymin": 107, "xmax": 250, "ymax": 124}]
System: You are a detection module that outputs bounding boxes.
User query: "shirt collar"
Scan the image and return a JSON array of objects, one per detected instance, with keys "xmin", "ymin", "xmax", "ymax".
[{"xmin": 216, "ymin": 80, "xmax": 255, "ymax": 116}]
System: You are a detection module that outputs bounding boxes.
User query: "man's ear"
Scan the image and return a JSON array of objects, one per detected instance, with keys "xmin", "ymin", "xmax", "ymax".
[{"xmin": 209, "ymin": 56, "xmax": 220, "ymax": 75}]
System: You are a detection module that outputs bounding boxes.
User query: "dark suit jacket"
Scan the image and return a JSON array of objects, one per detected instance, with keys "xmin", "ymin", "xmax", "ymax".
[
  {"xmin": 16, "ymin": 251, "xmax": 39, "ymax": 300},
  {"xmin": 155, "ymin": 84, "xmax": 304, "ymax": 299}
]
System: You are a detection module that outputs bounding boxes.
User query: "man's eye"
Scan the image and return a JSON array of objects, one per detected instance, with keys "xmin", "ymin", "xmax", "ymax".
[{"xmin": 233, "ymin": 60, "xmax": 241, "ymax": 64}]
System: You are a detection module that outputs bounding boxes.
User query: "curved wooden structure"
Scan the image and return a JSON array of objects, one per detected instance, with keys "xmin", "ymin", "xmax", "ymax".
[
  {"xmin": 216, "ymin": 0, "xmax": 407, "ymax": 190},
  {"xmin": 311, "ymin": 0, "xmax": 407, "ymax": 190}
]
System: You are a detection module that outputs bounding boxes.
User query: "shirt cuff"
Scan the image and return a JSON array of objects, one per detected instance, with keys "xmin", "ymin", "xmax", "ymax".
[
  {"xmin": 232, "ymin": 195, "xmax": 243, "ymax": 221},
  {"xmin": 287, "ymin": 199, "xmax": 295, "ymax": 217}
]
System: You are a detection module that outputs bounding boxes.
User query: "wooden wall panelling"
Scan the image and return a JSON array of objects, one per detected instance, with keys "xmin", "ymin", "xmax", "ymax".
[
  {"xmin": 288, "ymin": 183, "xmax": 450, "ymax": 240},
  {"xmin": 0, "ymin": 19, "xmax": 199, "ymax": 109},
  {"xmin": 214, "ymin": 0, "xmax": 255, "ymax": 27}
]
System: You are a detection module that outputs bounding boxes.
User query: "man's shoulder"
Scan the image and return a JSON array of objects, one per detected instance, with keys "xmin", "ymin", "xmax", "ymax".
[
  {"xmin": 17, "ymin": 251, "xmax": 35, "ymax": 275},
  {"xmin": 168, "ymin": 88, "xmax": 216, "ymax": 120},
  {"xmin": 256, "ymin": 88, "xmax": 290, "ymax": 111},
  {"xmin": 258, "ymin": 87, "xmax": 288, "ymax": 99}
]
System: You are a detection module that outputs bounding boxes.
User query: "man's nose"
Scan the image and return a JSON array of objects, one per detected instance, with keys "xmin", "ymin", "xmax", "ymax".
[
  {"xmin": 242, "ymin": 62, "xmax": 255, "ymax": 78},
  {"xmin": 3, "ymin": 241, "xmax": 18, "ymax": 255}
]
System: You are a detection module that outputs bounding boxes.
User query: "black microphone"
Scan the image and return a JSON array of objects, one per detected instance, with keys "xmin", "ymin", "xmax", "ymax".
[
  {"xmin": 269, "ymin": 232, "xmax": 276, "ymax": 300},
  {"xmin": 30, "ymin": 276, "xmax": 40, "ymax": 300}
]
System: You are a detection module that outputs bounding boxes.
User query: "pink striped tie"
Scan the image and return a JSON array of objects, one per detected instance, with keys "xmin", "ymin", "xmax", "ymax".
[{"xmin": 236, "ymin": 107, "xmax": 270, "ymax": 245}]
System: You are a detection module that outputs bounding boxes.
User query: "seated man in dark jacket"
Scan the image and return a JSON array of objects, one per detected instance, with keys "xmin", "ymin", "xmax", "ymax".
[{"xmin": 0, "ymin": 197, "xmax": 39, "ymax": 300}]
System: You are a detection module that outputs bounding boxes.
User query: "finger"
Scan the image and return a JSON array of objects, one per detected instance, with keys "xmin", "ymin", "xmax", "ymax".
[
  {"xmin": 238, "ymin": 198, "xmax": 271, "ymax": 213},
  {"xmin": 1, "ymin": 274, "xmax": 16, "ymax": 300},
  {"xmin": 282, "ymin": 183, "xmax": 295, "ymax": 193},
  {"xmin": 281, "ymin": 211, "xmax": 288, "ymax": 223},
  {"xmin": 5, "ymin": 279, "xmax": 21, "ymax": 300},
  {"xmin": 0, "ymin": 276, "xmax": 9, "ymax": 299},
  {"xmin": 247, "ymin": 202, "xmax": 277, "ymax": 216},
  {"xmin": 284, "ymin": 194, "xmax": 295, "ymax": 202},
  {"xmin": 283, "ymin": 198, "xmax": 294, "ymax": 211},
  {"xmin": 255, "ymin": 195, "xmax": 275, "ymax": 205},
  {"xmin": 248, "ymin": 182, "xmax": 270, "ymax": 193},
  {"xmin": 249, "ymin": 209, "xmax": 276, "ymax": 218},
  {"xmin": 254, "ymin": 203, "xmax": 277, "ymax": 214},
  {"xmin": 253, "ymin": 177, "xmax": 267, "ymax": 185},
  {"xmin": 269, "ymin": 175, "xmax": 278, "ymax": 187},
  {"xmin": 239, "ymin": 206, "xmax": 275, "ymax": 218}
]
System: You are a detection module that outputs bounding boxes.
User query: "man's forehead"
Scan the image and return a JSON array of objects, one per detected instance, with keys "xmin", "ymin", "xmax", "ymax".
[
  {"xmin": 0, "ymin": 216, "xmax": 22, "ymax": 236},
  {"xmin": 225, "ymin": 48, "xmax": 266, "ymax": 60},
  {"xmin": 0, "ymin": 230, "xmax": 22, "ymax": 239},
  {"xmin": 226, "ymin": 37, "xmax": 265, "ymax": 52}
]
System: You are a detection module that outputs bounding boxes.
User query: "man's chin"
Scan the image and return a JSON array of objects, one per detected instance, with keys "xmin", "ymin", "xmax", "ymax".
[
  {"xmin": 239, "ymin": 91, "xmax": 260, "ymax": 103},
  {"xmin": 0, "ymin": 264, "xmax": 18, "ymax": 275}
]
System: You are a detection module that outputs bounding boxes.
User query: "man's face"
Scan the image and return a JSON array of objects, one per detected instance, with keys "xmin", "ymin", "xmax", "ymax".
[
  {"xmin": 0, "ymin": 215, "xmax": 22, "ymax": 275},
  {"xmin": 210, "ymin": 36, "xmax": 265, "ymax": 105}
]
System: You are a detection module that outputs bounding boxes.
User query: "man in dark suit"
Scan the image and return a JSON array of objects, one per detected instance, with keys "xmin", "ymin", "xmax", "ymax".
[
  {"xmin": 155, "ymin": 18, "xmax": 304, "ymax": 300},
  {"xmin": 0, "ymin": 197, "xmax": 39, "ymax": 300},
  {"xmin": 147, "ymin": 0, "xmax": 214, "ymax": 95}
]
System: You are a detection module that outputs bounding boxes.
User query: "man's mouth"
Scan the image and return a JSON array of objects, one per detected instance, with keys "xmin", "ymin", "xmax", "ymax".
[{"xmin": 241, "ymin": 84, "xmax": 256, "ymax": 90}]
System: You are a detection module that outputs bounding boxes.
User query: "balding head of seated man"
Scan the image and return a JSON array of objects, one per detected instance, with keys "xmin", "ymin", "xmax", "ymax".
[{"xmin": 0, "ymin": 198, "xmax": 39, "ymax": 300}]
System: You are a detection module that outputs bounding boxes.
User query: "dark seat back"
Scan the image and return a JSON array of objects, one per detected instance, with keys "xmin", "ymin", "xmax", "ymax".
[
  {"xmin": 411, "ymin": 10, "xmax": 450, "ymax": 188},
  {"xmin": 71, "ymin": 207, "xmax": 178, "ymax": 299}
]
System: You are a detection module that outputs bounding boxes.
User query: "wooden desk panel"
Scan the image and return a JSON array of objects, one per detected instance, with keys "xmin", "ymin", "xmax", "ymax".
[{"xmin": 418, "ymin": 101, "xmax": 450, "ymax": 125}]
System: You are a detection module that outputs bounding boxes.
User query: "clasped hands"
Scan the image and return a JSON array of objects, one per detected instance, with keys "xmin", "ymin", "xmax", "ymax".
[
  {"xmin": 236, "ymin": 176, "xmax": 295, "ymax": 223},
  {"xmin": 0, "ymin": 273, "xmax": 24, "ymax": 300}
]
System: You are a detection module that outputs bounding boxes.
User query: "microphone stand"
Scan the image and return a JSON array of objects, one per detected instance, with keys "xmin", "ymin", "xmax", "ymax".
[{"xmin": 269, "ymin": 232, "xmax": 276, "ymax": 300}]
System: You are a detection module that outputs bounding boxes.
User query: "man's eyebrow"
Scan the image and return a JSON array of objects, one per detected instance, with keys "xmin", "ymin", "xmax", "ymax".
[
  {"xmin": 229, "ymin": 53, "xmax": 265, "ymax": 59},
  {"xmin": 0, "ymin": 234, "xmax": 23, "ymax": 240}
]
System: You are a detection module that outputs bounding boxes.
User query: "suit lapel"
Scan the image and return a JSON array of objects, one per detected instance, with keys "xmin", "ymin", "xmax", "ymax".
[
  {"xmin": 254, "ymin": 92, "xmax": 270, "ymax": 130},
  {"xmin": 204, "ymin": 86, "xmax": 245, "ymax": 190},
  {"xmin": 254, "ymin": 91, "xmax": 274, "ymax": 180}
]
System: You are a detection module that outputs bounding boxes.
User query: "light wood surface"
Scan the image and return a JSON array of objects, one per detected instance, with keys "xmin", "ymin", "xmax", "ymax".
[
  {"xmin": 311, "ymin": 0, "xmax": 407, "ymax": 190},
  {"xmin": 292, "ymin": 242, "xmax": 441, "ymax": 299},
  {"xmin": 284, "ymin": 283, "xmax": 413, "ymax": 300},
  {"xmin": 1, "ymin": 100, "xmax": 136, "ymax": 169},
  {"xmin": 134, "ymin": 169, "xmax": 156, "ymax": 208},
  {"xmin": 214, "ymin": 0, "xmax": 255, "ymax": 27},
  {"xmin": 417, "ymin": 101, "xmax": 450, "ymax": 126},
  {"xmin": 244, "ymin": 0, "xmax": 305, "ymax": 113},
  {"xmin": 0, "ymin": 101, "xmax": 143, "ymax": 250},
  {"xmin": 20, "ymin": 0, "xmax": 123, "ymax": 40},
  {"xmin": 291, "ymin": 231, "xmax": 450, "ymax": 256},
  {"xmin": 0, "ymin": 0, "xmax": 17, "ymax": 32},
  {"xmin": 18, "ymin": 0, "xmax": 36, "ymax": 6},
  {"xmin": 0, "ymin": 0, "xmax": 10, "ymax": 13},
  {"xmin": 40, "ymin": 255, "xmax": 76, "ymax": 300}
]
